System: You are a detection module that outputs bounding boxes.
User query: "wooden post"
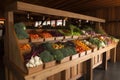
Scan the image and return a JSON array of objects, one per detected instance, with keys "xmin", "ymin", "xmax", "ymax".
[
  {"xmin": 4, "ymin": 11, "xmax": 27, "ymax": 73},
  {"xmin": 62, "ymin": 69, "xmax": 70, "ymax": 80},
  {"xmin": 4, "ymin": 11, "xmax": 14, "ymax": 59},
  {"xmin": 47, "ymin": 76, "xmax": 54, "ymax": 80},
  {"xmin": 102, "ymin": 51, "xmax": 108, "ymax": 71},
  {"xmin": 5, "ymin": 67, "xmax": 9, "ymax": 80},
  {"xmin": 85, "ymin": 59, "xmax": 93, "ymax": 80},
  {"xmin": 111, "ymin": 47, "xmax": 117, "ymax": 63},
  {"xmin": 71, "ymin": 65, "xmax": 77, "ymax": 78}
]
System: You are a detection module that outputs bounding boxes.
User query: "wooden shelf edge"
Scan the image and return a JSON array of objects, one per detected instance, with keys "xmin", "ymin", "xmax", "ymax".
[
  {"xmin": 69, "ymin": 73, "xmax": 83, "ymax": 80},
  {"xmin": 92, "ymin": 61, "xmax": 102, "ymax": 69},
  {"xmin": 7, "ymin": 1, "xmax": 105, "ymax": 22}
]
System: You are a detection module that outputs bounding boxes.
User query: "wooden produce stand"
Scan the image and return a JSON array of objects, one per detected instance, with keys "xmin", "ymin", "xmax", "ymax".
[{"xmin": 4, "ymin": 1, "xmax": 118, "ymax": 80}]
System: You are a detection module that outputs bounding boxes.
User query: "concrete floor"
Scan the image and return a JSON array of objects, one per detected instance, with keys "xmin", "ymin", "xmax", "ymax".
[
  {"xmin": 78, "ymin": 62, "xmax": 120, "ymax": 80},
  {"xmin": 93, "ymin": 62, "xmax": 120, "ymax": 80}
]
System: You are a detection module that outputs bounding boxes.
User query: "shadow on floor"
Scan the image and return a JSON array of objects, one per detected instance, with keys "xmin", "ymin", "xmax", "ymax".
[
  {"xmin": 78, "ymin": 62, "xmax": 120, "ymax": 80},
  {"xmin": 93, "ymin": 62, "xmax": 120, "ymax": 80}
]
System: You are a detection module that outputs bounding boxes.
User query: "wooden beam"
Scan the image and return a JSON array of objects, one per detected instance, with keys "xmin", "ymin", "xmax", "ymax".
[
  {"xmin": 111, "ymin": 47, "xmax": 117, "ymax": 63},
  {"xmin": 7, "ymin": 1, "xmax": 105, "ymax": 22},
  {"xmin": 86, "ymin": 59, "xmax": 93, "ymax": 80},
  {"xmin": 102, "ymin": 52, "xmax": 108, "ymax": 71}
]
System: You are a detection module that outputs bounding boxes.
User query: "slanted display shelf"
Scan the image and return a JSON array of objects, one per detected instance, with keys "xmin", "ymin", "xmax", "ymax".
[{"xmin": 4, "ymin": 1, "xmax": 118, "ymax": 80}]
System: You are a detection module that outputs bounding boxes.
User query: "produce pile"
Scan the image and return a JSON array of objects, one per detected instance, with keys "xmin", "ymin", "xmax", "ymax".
[
  {"xmin": 19, "ymin": 43, "xmax": 31, "ymax": 54},
  {"xmin": 73, "ymin": 40, "xmax": 91, "ymax": 53},
  {"xmin": 14, "ymin": 22, "xmax": 29, "ymax": 39},
  {"xmin": 81, "ymin": 26, "xmax": 99, "ymax": 37},
  {"xmin": 58, "ymin": 24, "xmax": 83, "ymax": 36},
  {"xmin": 24, "ymin": 41, "xmax": 78, "ymax": 68},
  {"xmin": 82, "ymin": 40, "xmax": 97, "ymax": 49},
  {"xmin": 88, "ymin": 37, "xmax": 106, "ymax": 48},
  {"xmin": 15, "ymin": 22, "xmax": 119, "ymax": 68},
  {"xmin": 23, "ymin": 39, "xmax": 93, "ymax": 68}
]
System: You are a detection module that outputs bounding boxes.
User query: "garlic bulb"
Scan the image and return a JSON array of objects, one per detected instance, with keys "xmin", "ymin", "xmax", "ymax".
[
  {"xmin": 26, "ymin": 56, "xmax": 43, "ymax": 68},
  {"xmin": 34, "ymin": 56, "xmax": 40, "ymax": 62},
  {"xmin": 29, "ymin": 56, "xmax": 35, "ymax": 64}
]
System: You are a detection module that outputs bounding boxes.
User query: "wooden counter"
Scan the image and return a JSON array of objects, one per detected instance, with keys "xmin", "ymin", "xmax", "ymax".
[{"xmin": 4, "ymin": 43, "xmax": 118, "ymax": 80}]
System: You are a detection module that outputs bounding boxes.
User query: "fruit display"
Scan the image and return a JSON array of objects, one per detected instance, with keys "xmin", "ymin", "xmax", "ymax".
[
  {"xmin": 40, "ymin": 31, "xmax": 53, "ymax": 38},
  {"xmin": 73, "ymin": 40, "xmax": 91, "ymax": 53},
  {"xmin": 29, "ymin": 34, "xmax": 40, "ymax": 39},
  {"xmin": 17, "ymin": 23, "xmax": 119, "ymax": 68},
  {"xmin": 52, "ymin": 43, "xmax": 64, "ymax": 49},
  {"xmin": 19, "ymin": 43, "xmax": 31, "ymax": 54}
]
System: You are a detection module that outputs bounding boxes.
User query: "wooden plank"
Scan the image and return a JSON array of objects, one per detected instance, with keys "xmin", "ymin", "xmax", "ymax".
[
  {"xmin": 4, "ymin": 12, "xmax": 10, "ymax": 58},
  {"xmin": 85, "ymin": 59, "xmax": 93, "ymax": 80},
  {"xmin": 6, "ymin": 11, "xmax": 27, "ymax": 73},
  {"xmin": 14, "ymin": 76, "xmax": 18, "ymax": 80},
  {"xmin": 92, "ymin": 61, "xmax": 102, "ymax": 69},
  {"xmin": 54, "ymin": 73, "xmax": 61, "ymax": 80},
  {"xmin": 47, "ymin": 75, "xmax": 54, "ymax": 80},
  {"xmin": 107, "ymin": 50, "xmax": 111, "ymax": 60},
  {"xmin": 70, "ymin": 0, "xmax": 120, "ymax": 11},
  {"xmin": 9, "ymin": 71, "xmax": 13, "ymax": 80},
  {"xmin": 8, "ymin": 1, "xmax": 105, "ymax": 22},
  {"xmin": 116, "ymin": 43, "xmax": 120, "ymax": 62},
  {"xmin": 63, "ymin": 69, "xmax": 71, "ymax": 80},
  {"xmin": 69, "ymin": 74, "xmax": 83, "ymax": 80},
  {"xmin": 94, "ymin": 56, "xmax": 97, "ymax": 65},
  {"xmin": 102, "ymin": 52, "xmax": 107, "ymax": 71},
  {"xmin": 5, "ymin": 67, "xmax": 9, "ymax": 80},
  {"xmin": 71, "ymin": 65, "xmax": 77, "ymax": 78},
  {"xmin": 77, "ymin": 63, "xmax": 83, "ymax": 74},
  {"xmin": 111, "ymin": 47, "xmax": 117, "ymax": 63},
  {"xmin": 4, "ymin": 59, "xmax": 26, "ymax": 80}
]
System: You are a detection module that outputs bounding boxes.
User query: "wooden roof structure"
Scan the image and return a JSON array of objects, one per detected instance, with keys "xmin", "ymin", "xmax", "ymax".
[
  {"xmin": 1, "ymin": 0, "xmax": 120, "ymax": 13},
  {"xmin": 1, "ymin": 0, "xmax": 120, "ymax": 18}
]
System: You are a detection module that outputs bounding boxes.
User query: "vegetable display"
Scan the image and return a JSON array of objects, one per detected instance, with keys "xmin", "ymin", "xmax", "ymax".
[
  {"xmin": 14, "ymin": 22, "xmax": 29, "ymax": 39},
  {"xmin": 73, "ymin": 40, "xmax": 91, "ymax": 53},
  {"xmin": 89, "ymin": 37, "xmax": 106, "ymax": 48},
  {"xmin": 16, "ymin": 22, "xmax": 119, "ymax": 68},
  {"xmin": 26, "ymin": 56, "xmax": 43, "ymax": 68},
  {"xmin": 39, "ymin": 50, "xmax": 54, "ymax": 63}
]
